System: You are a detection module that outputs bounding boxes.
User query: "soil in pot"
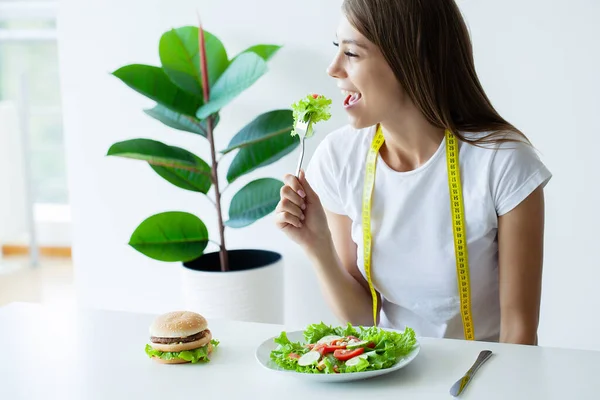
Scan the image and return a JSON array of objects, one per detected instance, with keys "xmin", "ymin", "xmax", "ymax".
[{"xmin": 183, "ymin": 249, "xmax": 282, "ymax": 273}]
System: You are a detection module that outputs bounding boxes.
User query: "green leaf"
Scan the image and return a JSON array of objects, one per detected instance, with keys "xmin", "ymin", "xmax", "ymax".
[
  {"xmin": 239, "ymin": 44, "xmax": 281, "ymax": 61},
  {"xmin": 144, "ymin": 105, "xmax": 220, "ymax": 137},
  {"xmin": 107, "ymin": 138, "xmax": 204, "ymax": 171},
  {"xmin": 150, "ymin": 155, "xmax": 211, "ymax": 194},
  {"xmin": 221, "ymin": 109, "xmax": 293, "ymax": 154},
  {"xmin": 195, "ymin": 52, "xmax": 268, "ymax": 119},
  {"xmin": 107, "ymin": 139, "xmax": 211, "ymax": 192},
  {"xmin": 226, "ymin": 178, "xmax": 283, "ymax": 228},
  {"xmin": 159, "ymin": 27, "xmax": 229, "ymax": 97},
  {"xmin": 129, "ymin": 211, "xmax": 208, "ymax": 262},
  {"xmin": 226, "ymin": 128, "xmax": 298, "ymax": 183},
  {"xmin": 112, "ymin": 64, "xmax": 202, "ymax": 116}
]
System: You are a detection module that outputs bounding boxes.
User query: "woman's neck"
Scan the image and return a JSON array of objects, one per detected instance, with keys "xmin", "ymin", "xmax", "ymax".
[{"xmin": 378, "ymin": 116, "xmax": 445, "ymax": 172}]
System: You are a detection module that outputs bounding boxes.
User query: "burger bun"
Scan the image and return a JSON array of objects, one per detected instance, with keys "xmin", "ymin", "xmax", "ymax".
[{"xmin": 149, "ymin": 311, "xmax": 208, "ymax": 338}]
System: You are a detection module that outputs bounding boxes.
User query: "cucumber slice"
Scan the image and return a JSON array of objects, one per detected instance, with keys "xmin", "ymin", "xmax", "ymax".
[
  {"xmin": 298, "ymin": 351, "xmax": 321, "ymax": 366},
  {"xmin": 345, "ymin": 355, "xmax": 364, "ymax": 367},
  {"xmin": 364, "ymin": 351, "xmax": 377, "ymax": 358},
  {"xmin": 316, "ymin": 335, "xmax": 343, "ymax": 344},
  {"xmin": 346, "ymin": 340, "xmax": 370, "ymax": 349}
]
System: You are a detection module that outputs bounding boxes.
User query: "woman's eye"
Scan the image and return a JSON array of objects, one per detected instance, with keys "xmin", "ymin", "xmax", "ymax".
[{"xmin": 333, "ymin": 42, "xmax": 358, "ymax": 58}]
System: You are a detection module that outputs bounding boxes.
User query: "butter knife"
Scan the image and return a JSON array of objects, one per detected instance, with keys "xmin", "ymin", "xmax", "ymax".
[{"xmin": 449, "ymin": 350, "xmax": 493, "ymax": 397}]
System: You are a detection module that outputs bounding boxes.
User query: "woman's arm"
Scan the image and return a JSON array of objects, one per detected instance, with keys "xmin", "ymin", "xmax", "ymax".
[
  {"xmin": 275, "ymin": 171, "xmax": 379, "ymax": 326},
  {"xmin": 307, "ymin": 210, "xmax": 380, "ymax": 326},
  {"xmin": 497, "ymin": 186, "xmax": 546, "ymax": 345}
]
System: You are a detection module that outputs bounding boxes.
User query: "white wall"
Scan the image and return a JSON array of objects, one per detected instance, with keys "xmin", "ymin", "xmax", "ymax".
[
  {"xmin": 57, "ymin": 0, "xmax": 600, "ymax": 350},
  {"xmin": 458, "ymin": 0, "xmax": 600, "ymax": 351}
]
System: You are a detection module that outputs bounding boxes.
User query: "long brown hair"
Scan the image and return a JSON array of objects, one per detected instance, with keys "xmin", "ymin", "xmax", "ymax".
[{"xmin": 342, "ymin": 0, "xmax": 529, "ymax": 147}]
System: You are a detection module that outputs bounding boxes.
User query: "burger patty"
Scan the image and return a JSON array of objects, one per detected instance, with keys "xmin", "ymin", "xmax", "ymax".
[{"xmin": 151, "ymin": 329, "xmax": 210, "ymax": 344}]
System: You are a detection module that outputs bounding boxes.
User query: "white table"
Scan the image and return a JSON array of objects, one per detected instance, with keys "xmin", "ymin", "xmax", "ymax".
[{"xmin": 1, "ymin": 302, "xmax": 598, "ymax": 399}]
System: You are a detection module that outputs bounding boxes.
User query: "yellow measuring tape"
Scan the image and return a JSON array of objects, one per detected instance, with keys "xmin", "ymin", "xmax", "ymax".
[{"xmin": 362, "ymin": 124, "xmax": 475, "ymax": 340}]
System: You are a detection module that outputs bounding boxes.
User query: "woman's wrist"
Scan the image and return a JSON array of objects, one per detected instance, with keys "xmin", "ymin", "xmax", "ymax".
[{"xmin": 304, "ymin": 233, "xmax": 336, "ymax": 263}]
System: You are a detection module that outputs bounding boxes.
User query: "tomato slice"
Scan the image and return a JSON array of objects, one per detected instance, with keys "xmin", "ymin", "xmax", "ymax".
[
  {"xmin": 312, "ymin": 93, "xmax": 320, "ymax": 99},
  {"xmin": 323, "ymin": 344, "xmax": 346, "ymax": 354},
  {"xmin": 333, "ymin": 347, "xmax": 365, "ymax": 361},
  {"xmin": 367, "ymin": 342, "xmax": 376, "ymax": 348},
  {"xmin": 288, "ymin": 353, "xmax": 301, "ymax": 359},
  {"xmin": 347, "ymin": 336, "xmax": 360, "ymax": 341},
  {"xmin": 312, "ymin": 344, "xmax": 327, "ymax": 355}
]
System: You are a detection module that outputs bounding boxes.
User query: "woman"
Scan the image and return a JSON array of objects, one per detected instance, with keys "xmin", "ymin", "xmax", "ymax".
[{"xmin": 276, "ymin": 0, "xmax": 551, "ymax": 345}]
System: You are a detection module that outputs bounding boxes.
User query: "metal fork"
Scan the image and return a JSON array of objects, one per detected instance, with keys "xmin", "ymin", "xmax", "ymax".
[{"xmin": 294, "ymin": 117, "xmax": 311, "ymax": 177}]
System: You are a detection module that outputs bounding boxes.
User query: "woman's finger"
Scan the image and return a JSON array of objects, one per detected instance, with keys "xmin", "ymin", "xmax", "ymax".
[
  {"xmin": 280, "ymin": 185, "xmax": 306, "ymax": 210},
  {"xmin": 276, "ymin": 211, "xmax": 303, "ymax": 228},
  {"xmin": 276, "ymin": 198, "xmax": 305, "ymax": 220},
  {"xmin": 283, "ymin": 174, "xmax": 306, "ymax": 199}
]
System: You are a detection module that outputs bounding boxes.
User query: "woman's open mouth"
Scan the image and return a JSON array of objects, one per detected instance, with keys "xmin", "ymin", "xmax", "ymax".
[{"xmin": 342, "ymin": 90, "xmax": 362, "ymax": 108}]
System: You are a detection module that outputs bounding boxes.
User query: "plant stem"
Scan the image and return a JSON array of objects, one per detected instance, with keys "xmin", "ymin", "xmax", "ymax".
[
  {"xmin": 208, "ymin": 239, "xmax": 221, "ymax": 249},
  {"xmin": 205, "ymin": 195, "xmax": 216, "ymax": 208},
  {"xmin": 205, "ymin": 115, "xmax": 229, "ymax": 272},
  {"xmin": 198, "ymin": 17, "xmax": 229, "ymax": 272}
]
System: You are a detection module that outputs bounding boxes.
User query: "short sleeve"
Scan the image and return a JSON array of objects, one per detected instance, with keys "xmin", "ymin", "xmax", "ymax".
[
  {"xmin": 489, "ymin": 140, "xmax": 552, "ymax": 216},
  {"xmin": 305, "ymin": 135, "xmax": 347, "ymax": 215}
]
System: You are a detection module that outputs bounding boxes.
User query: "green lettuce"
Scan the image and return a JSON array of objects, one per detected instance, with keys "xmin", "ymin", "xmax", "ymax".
[
  {"xmin": 145, "ymin": 339, "xmax": 219, "ymax": 364},
  {"xmin": 303, "ymin": 321, "xmax": 360, "ymax": 342},
  {"xmin": 345, "ymin": 357, "xmax": 370, "ymax": 373},
  {"xmin": 270, "ymin": 322, "xmax": 417, "ymax": 374},
  {"xmin": 290, "ymin": 93, "xmax": 332, "ymax": 138},
  {"xmin": 269, "ymin": 332, "xmax": 317, "ymax": 373}
]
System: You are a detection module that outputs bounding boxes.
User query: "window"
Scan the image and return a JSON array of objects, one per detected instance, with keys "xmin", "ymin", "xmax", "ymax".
[
  {"xmin": 0, "ymin": 1, "xmax": 67, "ymax": 205},
  {"xmin": 0, "ymin": 1, "xmax": 70, "ymax": 256}
]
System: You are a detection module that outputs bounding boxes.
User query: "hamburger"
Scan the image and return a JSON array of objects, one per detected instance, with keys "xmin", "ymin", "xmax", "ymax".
[{"xmin": 145, "ymin": 311, "xmax": 218, "ymax": 364}]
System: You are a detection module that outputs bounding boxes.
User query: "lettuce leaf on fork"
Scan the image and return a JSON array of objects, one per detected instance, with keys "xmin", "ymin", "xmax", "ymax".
[{"xmin": 290, "ymin": 93, "xmax": 332, "ymax": 138}]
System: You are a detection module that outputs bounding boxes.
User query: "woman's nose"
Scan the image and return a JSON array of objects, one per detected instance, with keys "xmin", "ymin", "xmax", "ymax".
[{"xmin": 327, "ymin": 54, "xmax": 346, "ymax": 79}]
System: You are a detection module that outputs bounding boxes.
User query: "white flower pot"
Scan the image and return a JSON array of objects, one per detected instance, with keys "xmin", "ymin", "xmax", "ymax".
[{"xmin": 180, "ymin": 249, "xmax": 284, "ymax": 324}]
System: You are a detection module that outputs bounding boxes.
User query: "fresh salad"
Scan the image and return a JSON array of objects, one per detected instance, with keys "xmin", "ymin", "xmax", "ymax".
[
  {"xmin": 290, "ymin": 93, "xmax": 332, "ymax": 138},
  {"xmin": 269, "ymin": 322, "xmax": 417, "ymax": 374}
]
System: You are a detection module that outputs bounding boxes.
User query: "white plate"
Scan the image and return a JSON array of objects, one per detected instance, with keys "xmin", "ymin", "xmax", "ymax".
[{"xmin": 255, "ymin": 329, "xmax": 420, "ymax": 382}]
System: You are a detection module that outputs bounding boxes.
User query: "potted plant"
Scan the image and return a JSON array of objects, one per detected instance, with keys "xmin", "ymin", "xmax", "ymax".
[{"xmin": 107, "ymin": 23, "xmax": 298, "ymax": 324}]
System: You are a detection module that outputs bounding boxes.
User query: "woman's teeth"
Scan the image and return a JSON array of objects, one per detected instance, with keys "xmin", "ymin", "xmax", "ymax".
[
  {"xmin": 341, "ymin": 90, "xmax": 359, "ymax": 97},
  {"xmin": 342, "ymin": 90, "xmax": 362, "ymax": 107}
]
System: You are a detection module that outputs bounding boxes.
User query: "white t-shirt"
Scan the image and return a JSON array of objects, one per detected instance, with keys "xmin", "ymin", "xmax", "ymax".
[{"xmin": 305, "ymin": 124, "xmax": 552, "ymax": 341}]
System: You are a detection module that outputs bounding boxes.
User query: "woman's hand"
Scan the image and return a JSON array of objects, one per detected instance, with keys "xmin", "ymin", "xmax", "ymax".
[{"xmin": 275, "ymin": 170, "xmax": 332, "ymax": 252}]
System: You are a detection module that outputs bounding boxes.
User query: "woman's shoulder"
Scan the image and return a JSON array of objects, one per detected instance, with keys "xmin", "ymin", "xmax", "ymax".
[
  {"xmin": 459, "ymin": 130, "xmax": 545, "ymax": 167},
  {"xmin": 460, "ymin": 130, "xmax": 552, "ymax": 216}
]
